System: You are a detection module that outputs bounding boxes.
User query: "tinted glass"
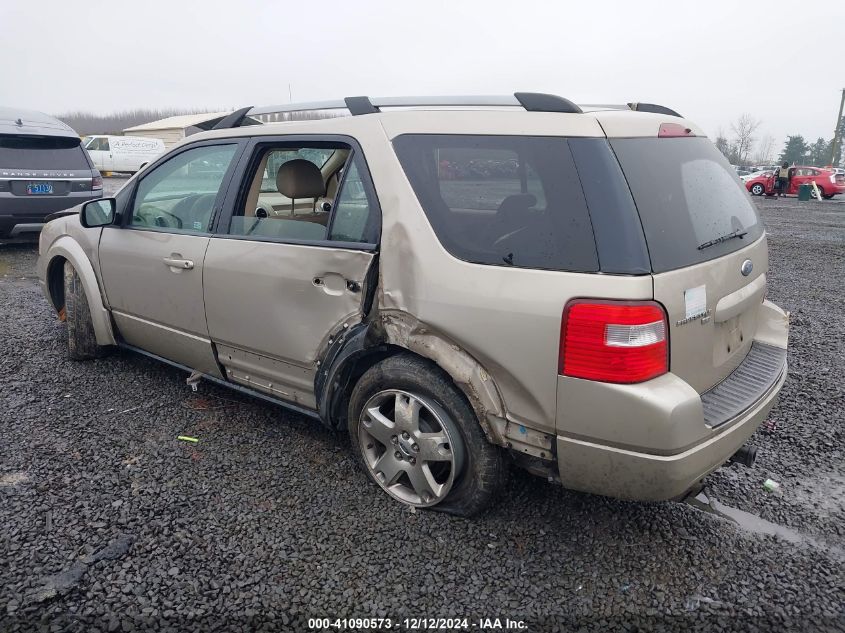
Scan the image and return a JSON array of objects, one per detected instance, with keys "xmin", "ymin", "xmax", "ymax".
[
  {"xmin": 610, "ymin": 137, "xmax": 763, "ymax": 273},
  {"xmin": 0, "ymin": 135, "xmax": 90, "ymax": 169},
  {"xmin": 568, "ymin": 138, "xmax": 651, "ymax": 274},
  {"xmin": 328, "ymin": 158, "xmax": 379, "ymax": 243},
  {"xmin": 393, "ymin": 135, "xmax": 598, "ymax": 272},
  {"xmin": 131, "ymin": 144, "xmax": 237, "ymax": 233}
]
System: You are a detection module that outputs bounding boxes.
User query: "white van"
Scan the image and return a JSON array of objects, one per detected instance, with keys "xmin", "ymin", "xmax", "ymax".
[{"xmin": 82, "ymin": 135, "xmax": 165, "ymax": 174}]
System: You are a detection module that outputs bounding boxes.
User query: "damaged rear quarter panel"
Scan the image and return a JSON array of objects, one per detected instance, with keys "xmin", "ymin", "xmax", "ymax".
[{"xmin": 365, "ymin": 121, "xmax": 654, "ymax": 444}]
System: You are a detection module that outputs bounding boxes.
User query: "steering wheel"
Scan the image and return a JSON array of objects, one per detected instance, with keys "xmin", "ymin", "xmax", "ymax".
[
  {"xmin": 154, "ymin": 212, "xmax": 183, "ymax": 229},
  {"xmin": 133, "ymin": 208, "xmax": 183, "ymax": 229}
]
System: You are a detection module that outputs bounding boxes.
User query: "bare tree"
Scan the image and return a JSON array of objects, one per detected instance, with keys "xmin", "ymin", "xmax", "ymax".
[
  {"xmin": 730, "ymin": 114, "xmax": 761, "ymax": 165},
  {"xmin": 752, "ymin": 134, "xmax": 776, "ymax": 165}
]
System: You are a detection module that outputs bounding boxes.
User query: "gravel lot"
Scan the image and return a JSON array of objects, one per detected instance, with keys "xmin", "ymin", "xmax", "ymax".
[{"xmin": 1, "ymin": 190, "xmax": 843, "ymax": 632}]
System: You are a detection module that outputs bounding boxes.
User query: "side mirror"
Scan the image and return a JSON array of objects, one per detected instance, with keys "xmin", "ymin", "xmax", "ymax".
[{"xmin": 80, "ymin": 198, "xmax": 116, "ymax": 228}]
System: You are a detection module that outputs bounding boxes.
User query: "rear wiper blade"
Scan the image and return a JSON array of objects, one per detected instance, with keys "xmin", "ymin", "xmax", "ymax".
[{"xmin": 697, "ymin": 229, "xmax": 747, "ymax": 251}]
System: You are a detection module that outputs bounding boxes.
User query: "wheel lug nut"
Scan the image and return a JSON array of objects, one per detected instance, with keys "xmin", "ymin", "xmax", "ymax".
[
  {"xmin": 412, "ymin": 443, "xmax": 419, "ymax": 452},
  {"xmin": 402, "ymin": 432, "xmax": 410, "ymax": 440},
  {"xmin": 394, "ymin": 451, "xmax": 403, "ymax": 460}
]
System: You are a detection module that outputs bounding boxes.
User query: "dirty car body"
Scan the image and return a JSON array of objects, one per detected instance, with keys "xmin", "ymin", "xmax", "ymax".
[{"xmin": 37, "ymin": 94, "xmax": 790, "ymax": 515}]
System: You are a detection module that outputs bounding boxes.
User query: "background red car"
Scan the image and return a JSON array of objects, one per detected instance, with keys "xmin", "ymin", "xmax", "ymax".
[{"xmin": 745, "ymin": 166, "xmax": 845, "ymax": 199}]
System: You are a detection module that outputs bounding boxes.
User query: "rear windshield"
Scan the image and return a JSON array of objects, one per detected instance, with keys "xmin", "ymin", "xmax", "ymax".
[
  {"xmin": 0, "ymin": 135, "xmax": 90, "ymax": 170},
  {"xmin": 392, "ymin": 134, "xmax": 599, "ymax": 272},
  {"xmin": 610, "ymin": 137, "xmax": 763, "ymax": 273}
]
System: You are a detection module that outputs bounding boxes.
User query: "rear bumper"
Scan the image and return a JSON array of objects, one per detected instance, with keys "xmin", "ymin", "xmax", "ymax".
[
  {"xmin": 556, "ymin": 360, "xmax": 786, "ymax": 501},
  {"xmin": 555, "ymin": 300, "xmax": 789, "ymax": 501},
  {"xmin": 0, "ymin": 191, "xmax": 100, "ymax": 238}
]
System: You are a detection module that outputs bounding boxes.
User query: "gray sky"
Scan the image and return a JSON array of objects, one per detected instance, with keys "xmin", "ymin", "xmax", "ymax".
[{"xmin": 2, "ymin": 0, "xmax": 843, "ymax": 153}]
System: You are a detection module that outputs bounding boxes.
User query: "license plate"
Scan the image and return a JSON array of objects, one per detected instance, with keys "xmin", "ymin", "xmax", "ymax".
[{"xmin": 26, "ymin": 182, "xmax": 53, "ymax": 195}]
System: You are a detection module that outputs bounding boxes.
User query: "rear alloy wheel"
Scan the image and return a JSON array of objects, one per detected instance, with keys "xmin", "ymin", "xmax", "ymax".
[
  {"xmin": 811, "ymin": 186, "xmax": 824, "ymax": 200},
  {"xmin": 357, "ymin": 389, "xmax": 464, "ymax": 507},
  {"xmin": 750, "ymin": 183, "xmax": 764, "ymax": 196},
  {"xmin": 348, "ymin": 354, "xmax": 506, "ymax": 516}
]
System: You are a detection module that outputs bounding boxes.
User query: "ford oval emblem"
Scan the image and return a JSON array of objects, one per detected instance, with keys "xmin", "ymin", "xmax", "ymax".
[{"xmin": 741, "ymin": 259, "xmax": 753, "ymax": 276}]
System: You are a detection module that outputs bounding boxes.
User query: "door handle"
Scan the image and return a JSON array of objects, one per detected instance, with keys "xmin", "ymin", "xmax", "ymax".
[{"xmin": 163, "ymin": 256, "xmax": 194, "ymax": 270}]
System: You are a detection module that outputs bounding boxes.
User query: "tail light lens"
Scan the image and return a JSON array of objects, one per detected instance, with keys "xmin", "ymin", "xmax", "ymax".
[
  {"xmin": 560, "ymin": 300, "xmax": 668, "ymax": 384},
  {"xmin": 91, "ymin": 174, "xmax": 103, "ymax": 191}
]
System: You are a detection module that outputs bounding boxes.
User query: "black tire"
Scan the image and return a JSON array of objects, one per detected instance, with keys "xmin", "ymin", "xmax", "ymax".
[
  {"xmin": 64, "ymin": 262, "xmax": 107, "ymax": 360},
  {"xmin": 822, "ymin": 194, "xmax": 834, "ymax": 200},
  {"xmin": 750, "ymin": 183, "xmax": 764, "ymax": 196},
  {"xmin": 348, "ymin": 354, "xmax": 506, "ymax": 517}
]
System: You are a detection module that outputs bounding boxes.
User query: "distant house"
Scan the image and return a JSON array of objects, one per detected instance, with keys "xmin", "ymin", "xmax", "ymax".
[{"xmin": 123, "ymin": 111, "xmax": 233, "ymax": 149}]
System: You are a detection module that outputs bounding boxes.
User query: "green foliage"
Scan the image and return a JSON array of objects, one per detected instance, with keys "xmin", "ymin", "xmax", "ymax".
[
  {"xmin": 779, "ymin": 135, "xmax": 809, "ymax": 165},
  {"xmin": 807, "ymin": 137, "xmax": 830, "ymax": 167}
]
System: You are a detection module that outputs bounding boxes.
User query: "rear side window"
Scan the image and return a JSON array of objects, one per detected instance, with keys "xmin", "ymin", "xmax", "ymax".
[
  {"xmin": 610, "ymin": 137, "xmax": 763, "ymax": 273},
  {"xmin": 393, "ymin": 135, "xmax": 598, "ymax": 272},
  {"xmin": 0, "ymin": 135, "xmax": 90, "ymax": 170}
]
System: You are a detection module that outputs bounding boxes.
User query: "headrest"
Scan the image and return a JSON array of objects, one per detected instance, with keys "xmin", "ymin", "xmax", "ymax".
[
  {"xmin": 276, "ymin": 159, "xmax": 324, "ymax": 199},
  {"xmin": 497, "ymin": 193, "xmax": 537, "ymax": 217}
]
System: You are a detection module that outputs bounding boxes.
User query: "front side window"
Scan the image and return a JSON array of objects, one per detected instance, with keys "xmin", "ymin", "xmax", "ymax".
[
  {"xmin": 130, "ymin": 143, "xmax": 237, "ymax": 233},
  {"xmin": 392, "ymin": 134, "xmax": 598, "ymax": 272}
]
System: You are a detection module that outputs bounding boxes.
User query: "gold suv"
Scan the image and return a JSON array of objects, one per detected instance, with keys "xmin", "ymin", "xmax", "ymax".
[{"xmin": 37, "ymin": 94, "xmax": 789, "ymax": 516}]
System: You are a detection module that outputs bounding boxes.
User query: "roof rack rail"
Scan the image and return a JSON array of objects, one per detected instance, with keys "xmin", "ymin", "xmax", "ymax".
[{"xmin": 245, "ymin": 92, "xmax": 584, "ymax": 120}]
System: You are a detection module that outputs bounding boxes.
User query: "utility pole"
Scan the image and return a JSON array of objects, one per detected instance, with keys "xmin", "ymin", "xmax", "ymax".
[{"xmin": 830, "ymin": 88, "xmax": 845, "ymax": 167}]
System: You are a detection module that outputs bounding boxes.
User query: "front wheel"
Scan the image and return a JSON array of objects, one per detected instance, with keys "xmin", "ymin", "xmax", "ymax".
[
  {"xmin": 750, "ymin": 183, "xmax": 765, "ymax": 196},
  {"xmin": 348, "ymin": 354, "xmax": 506, "ymax": 516},
  {"xmin": 64, "ymin": 262, "xmax": 108, "ymax": 360}
]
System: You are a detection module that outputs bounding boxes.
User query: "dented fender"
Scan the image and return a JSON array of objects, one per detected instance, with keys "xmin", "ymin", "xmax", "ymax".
[{"xmin": 377, "ymin": 310, "xmax": 509, "ymax": 445}]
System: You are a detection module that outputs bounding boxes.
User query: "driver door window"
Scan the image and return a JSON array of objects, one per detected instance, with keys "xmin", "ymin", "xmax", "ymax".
[{"xmin": 130, "ymin": 144, "xmax": 237, "ymax": 233}]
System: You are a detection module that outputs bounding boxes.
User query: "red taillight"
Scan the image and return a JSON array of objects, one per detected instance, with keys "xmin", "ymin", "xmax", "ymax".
[
  {"xmin": 91, "ymin": 175, "xmax": 103, "ymax": 191},
  {"xmin": 560, "ymin": 301, "xmax": 668, "ymax": 384}
]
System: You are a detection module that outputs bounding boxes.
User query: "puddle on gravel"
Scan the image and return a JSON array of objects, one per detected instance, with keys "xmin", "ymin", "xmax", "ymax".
[{"xmin": 686, "ymin": 491, "xmax": 844, "ymax": 562}]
